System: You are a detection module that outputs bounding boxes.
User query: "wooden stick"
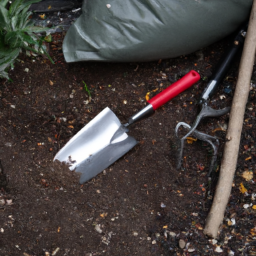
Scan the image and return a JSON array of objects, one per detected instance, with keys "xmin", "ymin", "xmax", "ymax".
[{"xmin": 203, "ymin": 1, "xmax": 256, "ymax": 238}]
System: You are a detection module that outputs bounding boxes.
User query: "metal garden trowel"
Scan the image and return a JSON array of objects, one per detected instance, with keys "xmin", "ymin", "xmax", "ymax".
[{"xmin": 54, "ymin": 70, "xmax": 200, "ymax": 184}]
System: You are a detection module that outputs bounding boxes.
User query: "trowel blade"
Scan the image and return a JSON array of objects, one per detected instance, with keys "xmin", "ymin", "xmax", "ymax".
[{"xmin": 54, "ymin": 107, "xmax": 137, "ymax": 183}]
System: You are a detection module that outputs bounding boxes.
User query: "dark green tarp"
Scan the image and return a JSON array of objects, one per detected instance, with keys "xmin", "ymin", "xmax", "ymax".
[{"xmin": 63, "ymin": 0, "xmax": 253, "ymax": 63}]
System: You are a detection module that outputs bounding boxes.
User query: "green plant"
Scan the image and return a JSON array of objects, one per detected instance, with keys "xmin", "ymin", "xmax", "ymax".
[
  {"xmin": 82, "ymin": 81, "xmax": 92, "ymax": 101},
  {"xmin": 0, "ymin": 0, "xmax": 54, "ymax": 80}
]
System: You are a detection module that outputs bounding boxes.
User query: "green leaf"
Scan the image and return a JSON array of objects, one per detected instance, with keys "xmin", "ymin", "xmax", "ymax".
[
  {"xmin": 0, "ymin": 5, "xmax": 10, "ymax": 30},
  {"xmin": 23, "ymin": 26, "xmax": 51, "ymax": 34},
  {"xmin": 0, "ymin": 0, "xmax": 9, "ymax": 8},
  {"xmin": 8, "ymin": 0, "xmax": 23, "ymax": 16},
  {"xmin": 9, "ymin": 0, "xmax": 41, "ymax": 16},
  {"xmin": 19, "ymin": 31, "xmax": 39, "ymax": 45},
  {"xmin": 0, "ymin": 48, "xmax": 19, "ymax": 75},
  {"xmin": 0, "ymin": 70, "xmax": 9, "ymax": 80},
  {"xmin": 17, "ymin": 7, "xmax": 32, "ymax": 29},
  {"xmin": 5, "ymin": 31, "xmax": 23, "ymax": 48},
  {"xmin": 11, "ymin": 15, "xmax": 19, "ymax": 30}
]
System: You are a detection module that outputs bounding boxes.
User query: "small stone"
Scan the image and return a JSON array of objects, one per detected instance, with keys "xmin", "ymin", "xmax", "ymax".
[
  {"xmin": 15, "ymin": 245, "xmax": 21, "ymax": 250},
  {"xmin": 10, "ymin": 105, "xmax": 16, "ymax": 109},
  {"xmin": 4, "ymin": 142, "xmax": 12, "ymax": 147},
  {"xmin": 0, "ymin": 199, "xmax": 5, "ymax": 206},
  {"xmin": 0, "ymin": 228, "xmax": 4, "ymax": 233},
  {"xmin": 147, "ymin": 237, "xmax": 151, "ymax": 241},
  {"xmin": 52, "ymin": 247, "xmax": 60, "ymax": 255},
  {"xmin": 179, "ymin": 239, "xmax": 186, "ymax": 249},
  {"xmin": 152, "ymin": 240, "xmax": 156, "ymax": 244},
  {"xmin": 169, "ymin": 231, "xmax": 176, "ymax": 238},
  {"xmin": 6, "ymin": 199, "xmax": 13, "ymax": 205},
  {"xmin": 209, "ymin": 239, "xmax": 218, "ymax": 245},
  {"xmin": 215, "ymin": 246, "xmax": 223, "ymax": 253},
  {"xmin": 133, "ymin": 231, "xmax": 138, "ymax": 236},
  {"xmin": 95, "ymin": 224, "xmax": 102, "ymax": 234},
  {"xmin": 24, "ymin": 68, "xmax": 29, "ymax": 72},
  {"xmin": 160, "ymin": 202, "xmax": 166, "ymax": 208},
  {"xmin": 123, "ymin": 100, "xmax": 127, "ymax": 104},
  {"xmin": 106, "ymin": 4, "xmax": 111, "ymax": 8},
  {"xmin": 228, "ymin": 250, "xmax": 235, "ymax": 256}
]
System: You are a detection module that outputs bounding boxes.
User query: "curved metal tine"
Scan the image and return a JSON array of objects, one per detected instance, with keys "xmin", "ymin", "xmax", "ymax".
[
  {"xmin": 175, "ymin": 122, "xmax": 220, "ymax": 173},
  {"xmin": 176, "ymin": 104, "xmax": 230, "ymax": 142},
  {"xmin": 175, "ymin": 122, "xmax": 190, "ymax": 169},
  {"xmin": 192, "ymin": 129, "xmax": 219, "ymax": 176}
]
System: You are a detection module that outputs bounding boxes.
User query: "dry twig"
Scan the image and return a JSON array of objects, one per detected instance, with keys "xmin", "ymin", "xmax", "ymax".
[{"xmin": 203, "ymin": 1, "xmax": 256, "ymax": 238}]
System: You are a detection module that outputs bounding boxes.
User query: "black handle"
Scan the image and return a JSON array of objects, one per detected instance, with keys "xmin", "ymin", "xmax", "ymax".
[{"xmin": 200, "ymin": 24, "xmax": 247, "ymax": 103}]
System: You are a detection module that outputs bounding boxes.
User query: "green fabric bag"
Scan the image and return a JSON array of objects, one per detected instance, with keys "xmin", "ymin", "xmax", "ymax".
[{"xmin": 63, "ymin": 0, "xmax": 252, "ymax": 63}]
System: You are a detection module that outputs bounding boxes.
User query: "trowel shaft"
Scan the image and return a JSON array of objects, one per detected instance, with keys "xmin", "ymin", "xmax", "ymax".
[{"xmin": 126, "ymin": 70, "xmax": 200, "ymax": 126}]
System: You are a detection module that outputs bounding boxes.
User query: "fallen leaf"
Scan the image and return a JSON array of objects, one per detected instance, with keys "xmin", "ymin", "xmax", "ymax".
[
  {"xmin": 163, "ymin": 225, "xmax": 168, "ymax": 229},
  {"xmin": 68, "ymin": 125, "xmax": 74, "ymax": 129},
  {"xmin": 242, "ymin": 170, "xmax": 253, "ymax": 181},
  {"xmin": 186, "ymin": 137, "xmax": 197, "ymax": 144},
  {"xmin": 245, "ymin": 156, "xmax": 252, "ymax": 161},
  {"xmin": 100, "ymin": 213, "xmax": 108, "ymax": 218},
  {"xmin": 195, "ymin": 223, "xmax": 203, "ymax": 230},
  {"xmin": 145, "ymin": 92, "xmax": 150, "ymax": 101},
  {"xmin": 250, "ymin": 227, "xmax": 256, "ymax": 235},
  {"xmin": 252, "ymin": 205, "xmax": 256, "ymax": 210},
  {"xmin": 239, "ymin": 183, "xmax": 248, "ymax": 194},
  {"xmin": 49, "ymin": 80, "xmax": 54, "ymax": 86},
  {"xmin": 212, "ymin": 127, "xmax": 226, "ymax": 133},
  {"xmin": 39, "ymin": 14, "xmax": 45, "ymax": 19}
]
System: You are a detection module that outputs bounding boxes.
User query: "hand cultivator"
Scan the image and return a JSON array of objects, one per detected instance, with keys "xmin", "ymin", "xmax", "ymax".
[{"xmin": 175, "ymin": 24, "xmax": 247, "ymax": 174}]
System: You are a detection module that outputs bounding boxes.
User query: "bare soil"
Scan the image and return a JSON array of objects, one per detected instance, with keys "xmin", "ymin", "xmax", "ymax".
[{"xmin": 0, "ymin": 32, "xmax": 256, "ymax": 256}]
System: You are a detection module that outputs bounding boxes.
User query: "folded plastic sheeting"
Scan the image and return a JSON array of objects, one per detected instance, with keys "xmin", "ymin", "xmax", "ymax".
[{"xmin": 63, "ymin": 0, "xmax": 252, "ymax": 63}]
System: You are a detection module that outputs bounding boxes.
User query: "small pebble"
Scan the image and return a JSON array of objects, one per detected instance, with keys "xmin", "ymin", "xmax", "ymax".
[
  {"xmin": 160, "ymin": 202, "xmax": 166, "ymax": 208},
  {"xmin": 179, "ymin": 239, "xmax": 186, "ymax": 249},
  {"xmin": 133, "ymin": 232, "xmax": 138, "ymax": 236},
  {"xmin": 106, "ymin": 4, "xmax": 111, "ymax": 8},
  {"xmin": 0, "ymin": 199, "xmax": 5, "ymax": 206},
  {"xmin": 52, "ymin": 247, "xmax": 60, "ymax": 255},
  {"xmin": 152, "ymin": 240, "xmax": 156, "ymax": 244},
  {"xmin": 95, "ymin": 224, "xmax": 102, "ymax": 233},
  {"xmin": 169, "ymin": 231, "xmax": 176, "ymax": 238},
  {"xmin": 215, "ymin": 246, "xmax": 223, "ymax": 253},
  {"xmin": 24, "ymin": 68, "xmax": 29, "ymax": 72}
]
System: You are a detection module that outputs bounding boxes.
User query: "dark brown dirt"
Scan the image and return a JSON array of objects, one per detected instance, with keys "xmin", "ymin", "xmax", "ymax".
[{"xmin": 0, "ymin": 32, "xmax": 256, "ymax": 256}]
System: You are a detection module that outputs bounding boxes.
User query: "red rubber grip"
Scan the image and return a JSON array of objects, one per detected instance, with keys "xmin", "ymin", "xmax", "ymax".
[{"xmin": 148, "ymin": 70, "xmax": 200, "ymax": 110}]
